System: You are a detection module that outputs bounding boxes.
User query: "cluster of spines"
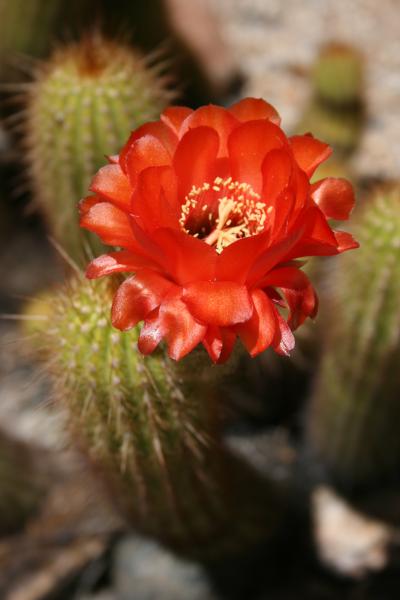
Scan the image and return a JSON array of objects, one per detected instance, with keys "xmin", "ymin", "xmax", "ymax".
[{"xmin": 308, "ymin": 185, "xmax": 400, "ymax": 490}]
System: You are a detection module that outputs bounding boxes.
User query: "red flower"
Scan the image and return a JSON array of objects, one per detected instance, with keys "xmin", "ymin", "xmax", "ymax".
[{"xmin": 80, "ymin": 98, "xmax": 357, "ymax": 363}]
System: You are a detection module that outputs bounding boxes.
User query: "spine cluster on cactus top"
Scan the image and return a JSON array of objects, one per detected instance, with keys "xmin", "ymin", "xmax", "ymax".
[{"xmin": 25, "ymin": 34, "xmax": 171, "ymax": 263}]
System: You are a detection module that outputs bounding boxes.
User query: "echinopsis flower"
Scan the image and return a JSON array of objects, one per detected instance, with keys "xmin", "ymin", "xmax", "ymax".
[{"xmin": 80, "ymin": 98, "xmax": 358, "ymax": 363}]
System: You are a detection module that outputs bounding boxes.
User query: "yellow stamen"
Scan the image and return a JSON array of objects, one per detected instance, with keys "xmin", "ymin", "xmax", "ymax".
[{"xmin": 180, "ymin": 177, "xmax": 268, "ymax": 252}]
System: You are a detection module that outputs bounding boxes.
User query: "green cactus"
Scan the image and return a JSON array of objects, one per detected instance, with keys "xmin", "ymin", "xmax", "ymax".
[
  {"xmin": 298, "ymin": 100, "xmax": 363, "ymax": 160},
  {"xmin": 25, "ymin": 34, "xmax": 171, "ymax": 264},
  {"xmin": 45, "ymin": 275, "xmax": 283, "ymax": 559},
  {"xmin": 0, "ymin": 429, "xmax": 46, "ymax": 534},
  {"xmin": 308, "ymin": 185, "xmax": 400, "ymax": 491},
  {"xmin": 295, "ymin": 43, "xmax": 365, "ymax": 161},
  {"xmin": 312, "ymin": 43, "xmax": 363, "ymax": 108}
]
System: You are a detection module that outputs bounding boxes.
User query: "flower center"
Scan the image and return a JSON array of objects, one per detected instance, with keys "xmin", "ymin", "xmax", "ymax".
[{"xmin": 179, "ymin": 177, "xmax": 268, "ymax": 253}]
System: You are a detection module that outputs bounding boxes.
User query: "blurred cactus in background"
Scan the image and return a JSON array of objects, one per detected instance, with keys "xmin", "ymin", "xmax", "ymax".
[
  {"xmin": 308, "ymin": 185, "xmax": 400, "ymax": 496},
  {"xmin": 312, "ymin": 43, "xmax": 363, "ymax": 107},
  {"xmin": 296, "ymin": 43, "xmax": 365, "ymax": 179},
  {"xmin": 43, "ymin": 275, "xmax": 283, "ymax": 559},
  {"xmin": 0, "ymin": 0, "xmax": 63, "ymax": 81},
  {"xmin": 25, "ymin": 34, "xmax": 171, "ymax": 264}
]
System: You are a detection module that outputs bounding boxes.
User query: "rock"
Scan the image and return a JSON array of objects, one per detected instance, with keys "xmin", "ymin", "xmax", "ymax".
[
  {"xmin": 313, "ymin": 486, "xmax": 392, "ymax": 578},
  {"xmin": 113, "ymin": 535, "xmax": 216, "ymax": 600}
]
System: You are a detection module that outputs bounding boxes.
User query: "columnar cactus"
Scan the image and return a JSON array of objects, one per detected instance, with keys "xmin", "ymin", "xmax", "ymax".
[
  {"xmin": 25, "ymin": 34, "xmax": 171, "ymax": 263},
  {"xmin": 312, "ymin": 43, "xmax": 363, "ymax": 108},
  {"xmin": 308, "ymin": 185, "xmax": 400, "ymax": 491},
  {"xmin": 296, "ymin": 43, "xmax": 364, "ymax": 162},
  {"xmin": 45, "ymin": 275, "xmax": 282, "ymax": 558}
]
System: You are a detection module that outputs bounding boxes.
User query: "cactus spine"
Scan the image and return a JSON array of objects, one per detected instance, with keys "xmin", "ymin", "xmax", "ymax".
[
  {"xmin": 308, "ymin": 185, "xmax": 400, "ymax": 491},
  {"xmin": 25, "ymin": 35, "xmax": 171, "ymax": 264},
  {"xmin": 46, "ymin": 276, "xmax": 282, "ymax": 558}
]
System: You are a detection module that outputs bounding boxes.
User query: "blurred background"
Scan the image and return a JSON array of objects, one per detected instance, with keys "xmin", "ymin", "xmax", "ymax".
[{"xmin": 0, "ymin": 0, "xmax": 400, "ymax": 598}]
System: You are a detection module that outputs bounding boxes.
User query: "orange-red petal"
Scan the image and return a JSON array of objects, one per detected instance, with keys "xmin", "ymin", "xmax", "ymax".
[
  {"xmin": 262, "ymin": 148, "xmax": 293, "ymax": 202},
  {"xmin": 216, "ymin": 231, "xmax": 270, "ymax": 283},
  {"xmin": 180, "ymin": 104, "xmax": 238, "ymax": 156},
  {"xmin": 138, "ymin": 289, "xmax": 207, "ymax": 360},
  {"xmin": 173, "ymin": 126, "xmax": 219, "ymax": 198},
  {"xmin": 261, "ymin": 267, "xmax": 318, "ymax": 329},
  {"xmin": 289, "ymin": 134, "xmax": 332, "ymax": 177},
  {"xmin": 271, "ymin": 306, "xmax": 296, "ymax": 356},
  {"xmin": 79, "ymin": 201, "xmax": 134, "ymax": 247},
  {"xmin": 160, "ymin": 106, "xmax": 194, "ymax": 136},
  {"xmin": 89, "ymin": 164, "xmax": 132, "ymax": 210},
  {"xmin": 311, "ymin": 177, "xmax": 355, "ymax": 220},
  {"xmin": 131, "ymin": 166, "xmax": 178, "ymax": 232},
  {"xmin": 235, "ymin": 289, "xmax": 277, "ymax": 356},
  {"xmin": 334, "ymin": 230, "xmax": 359, "ymax": 252},
  {"xmin": 119, "ymin": 121, "xmax": 177, "ymax": 173},
  {"xmin": 202, "ymin": 326, "xmax": 236, "ymax": 364},
  {"xmin": 86, "ymin": 251, "xmax": 161, "ymax": 279},
  {"xmin": 111, "ymin": 271, "xmax": 174, "ymax": 331},
  {"xmin": 125, "ymin": 135, "xmax": 172, "ymax": 186},
  {"xmin": 228, "ymin": 97, "xmax": 281, "ymax": 126},
  {"xmin": 228, "ymin": 120, "xmax": 287, "ymax": 191},
  {"xmin": 182, "ymin": 281, "xmax": 253, "ymax": 327},
  {"xmin": 155, "ymin": 228, "xmax": 217, "ymax": 285}
]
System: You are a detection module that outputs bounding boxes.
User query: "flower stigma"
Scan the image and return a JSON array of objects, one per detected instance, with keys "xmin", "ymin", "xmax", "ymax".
[{"xmin": 179, "ymin": 176, "xmax": 269, "ymax": 253}]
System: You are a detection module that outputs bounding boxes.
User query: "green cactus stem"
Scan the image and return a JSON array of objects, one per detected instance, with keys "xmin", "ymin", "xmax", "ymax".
[
  {"xmin": 312, "ymin": 43, "xmax": 364, "ymax": 108},
  {"xmin": 25, "ymin": 34, "xmax": 171, "ymax": 264},
  {"xmin": 0, "ymin": 429, "xmax": 46, "ymax": 534},
  {"xmin": 308, "ymin": 185, "xmax": 400, "ymax": 493},
  {"xmin": 45, "ymin": 275, "xmax": 283, "ymax": 559},
  {"xmin": 295, "ymin": 43, "xmax": 365, "ymax": 161}
]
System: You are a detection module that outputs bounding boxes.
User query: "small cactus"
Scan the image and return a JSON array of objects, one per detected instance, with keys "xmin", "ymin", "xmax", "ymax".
[
  {"xmin": 25, "ymin": 34, "xmax": 171, "ymax": 264},
  {"xmin": 308, "ymin": 185, "xmax": 400, "ymax": 492},
  {"xmin": 296, "ymin": 43, "xmax": 365, "ymax": 161},
  {"xmin": 45, "ymin": 275, "xmax": 282, "ymax": 558},
  {"xmin": 312, "ymin": 43, "xmax": 364, "ymax": 108}
]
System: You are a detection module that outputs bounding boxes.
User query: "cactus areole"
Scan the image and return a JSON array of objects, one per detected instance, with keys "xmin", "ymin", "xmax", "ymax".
[{"xmin": 80, "ymin": 98, "xmax": 358, "ymax": 363}]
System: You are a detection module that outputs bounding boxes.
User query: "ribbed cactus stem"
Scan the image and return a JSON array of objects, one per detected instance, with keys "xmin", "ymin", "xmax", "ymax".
[
  {"xmin": 46, "ymin": 276, "xmax": 282, "ymax": 558},
  {"xmin": 308, "ymin": 185, "xmax": 400, "ymax": 491},
  {"xmin": 25, "ymin": 34, "xmax": 171, "ymax": 263},
  {"xmin": 0, "ymin": 429, "xmax": 45, "ymax": 534}
]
